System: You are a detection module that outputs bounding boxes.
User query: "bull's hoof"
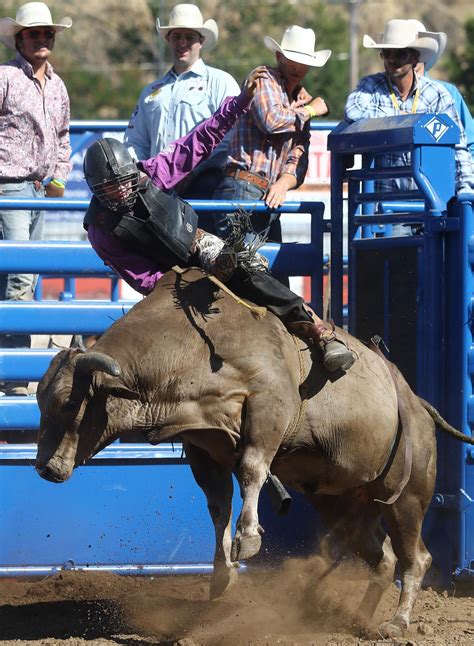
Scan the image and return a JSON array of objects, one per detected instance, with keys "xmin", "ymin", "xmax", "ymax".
[
  {"xmin": 210, "ymin": 564, "xmax": 238, "ymax": 599},
  {"xmin": 231, "ymin": 533, "xmax": 262, "ymax": 562},
  {"xmin": 378, "ymin": 618, "xmax": 408, "ymax": 639}
]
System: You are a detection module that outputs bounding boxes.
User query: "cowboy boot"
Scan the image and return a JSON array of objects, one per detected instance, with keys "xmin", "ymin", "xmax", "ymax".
[{"xmin": 288, "ymin": 316, "xmax": 356, "ymax": 372}]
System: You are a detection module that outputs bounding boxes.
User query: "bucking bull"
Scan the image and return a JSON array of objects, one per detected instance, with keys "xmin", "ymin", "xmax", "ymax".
[{"xmin": 36, "ymin": 268, "xmax": 474, "ymax": 638}]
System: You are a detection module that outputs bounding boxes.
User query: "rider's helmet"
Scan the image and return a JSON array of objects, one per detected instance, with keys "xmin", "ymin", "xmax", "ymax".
[{"xmin": 83, "ymin": 138, "xmax": 140, "ymax": 211}]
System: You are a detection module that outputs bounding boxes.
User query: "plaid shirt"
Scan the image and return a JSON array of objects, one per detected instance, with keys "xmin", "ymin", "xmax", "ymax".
[
  {"xmin": 226, "ymin": 66, "xmax": 311, "ymax": 186},
  {"xmin": 344, "ymin": 73, "xmax": 473, "ymax": 193}
]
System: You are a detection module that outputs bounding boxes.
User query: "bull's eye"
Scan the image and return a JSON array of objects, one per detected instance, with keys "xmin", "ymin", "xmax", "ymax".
[{"xmin": 63, "ymin": 399, "xmax": 77, "ymax": 412}]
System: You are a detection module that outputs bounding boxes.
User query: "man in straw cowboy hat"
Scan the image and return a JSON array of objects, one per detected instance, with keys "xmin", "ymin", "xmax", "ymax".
[
  {"xmin": 0, "ymin": 1, "xmax": 72, "ymax": 396},
  {"xmin": 344, "ymin": 18, "xmax": 473, "ymax": 225},
  {"xmin": 124, "ymin": 4, "xmax": 240, "ymax": 233},
  {"xmin": 410, "ymin": 19, "xmax": 474, "ymax": 162},
  {"xmin": 213, "ymin": 25, "xmax": 331, "ymax": 248}
]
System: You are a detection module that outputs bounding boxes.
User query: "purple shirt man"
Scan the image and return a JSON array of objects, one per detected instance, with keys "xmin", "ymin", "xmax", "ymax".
[
  {"xmin": 84, "ymin": 66, "xmax": 356, "ymax": 374},
  {"xmin": 88, "ymin": 92, "xmax": 251, "ymax": 295}
]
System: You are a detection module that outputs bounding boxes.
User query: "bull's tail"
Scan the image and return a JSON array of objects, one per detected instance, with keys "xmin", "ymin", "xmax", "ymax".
[{"xmin": 419, "ymin": 397, "xmax": 474, "ymax": 445}]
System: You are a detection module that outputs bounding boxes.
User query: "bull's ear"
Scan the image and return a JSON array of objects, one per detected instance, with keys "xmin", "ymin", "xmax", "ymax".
[{"xmin": 93, "ymin": 373, "xmax": 140, "ymax": 400}]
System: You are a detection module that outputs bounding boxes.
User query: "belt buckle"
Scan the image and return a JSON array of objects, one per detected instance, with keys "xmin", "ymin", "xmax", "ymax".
[{"xmin": 246, "ymin": 171, "xmax": 266, "ymax": 190}]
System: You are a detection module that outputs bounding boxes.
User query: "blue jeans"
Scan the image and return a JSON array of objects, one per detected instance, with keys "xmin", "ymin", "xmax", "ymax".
[
  {"xmin": 0, "ymin": 181, "xmax": 44, "ymax": 349},
  {"xmin": 213, "ymin": 176, "xmax": 283, "ymax": 243}
]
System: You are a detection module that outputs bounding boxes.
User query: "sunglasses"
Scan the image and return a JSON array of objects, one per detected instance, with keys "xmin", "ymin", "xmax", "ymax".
[
  {"xmin": 21, "ymin": 28, "xmax": 56, "ymax": 40},
  {"xmin": 379, "ymin": 49, "xmax": 414, "ymax": 63}
]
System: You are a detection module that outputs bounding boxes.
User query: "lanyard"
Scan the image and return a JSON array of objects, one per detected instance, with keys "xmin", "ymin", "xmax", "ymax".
[{"xmin": 387, "ymin": 76, "xmax": 420, "ymax": 113}]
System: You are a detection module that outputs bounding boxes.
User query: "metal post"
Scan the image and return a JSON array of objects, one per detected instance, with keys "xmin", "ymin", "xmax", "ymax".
[
  {"xmin": 158, "ymin": 0, "xmax": 167, "ymax": 77},
  {"xmin": 348, "ymin": 0, "xmax": 360, "ymax": 90}
]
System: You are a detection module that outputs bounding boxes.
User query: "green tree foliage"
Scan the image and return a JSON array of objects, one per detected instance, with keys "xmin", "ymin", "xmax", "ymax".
[
  {"xmin": 0, "ymin": 0, "xmax": 157, "ymax": 120},
  {"xmin": 447, "ymin": 17, "xmax": 474, "ymax": 111},
  {"xmin": 61, "ymin": 69, "xmax": 148, "ymax": 119},
  {"xmin": 205, "ymin": 0, "xmax": 350, "ymax": 119},
  {"xmin": 1, "ymin": 0, "xmax": 351, "ymax": 119}
]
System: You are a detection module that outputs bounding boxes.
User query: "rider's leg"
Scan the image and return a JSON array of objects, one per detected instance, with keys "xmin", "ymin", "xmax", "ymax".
[
  {"xmin": 191, "ymin": 230, "xmax": 355, "ymax": 372},
  {"xmin": 228, "ymin": 266, "xmax": 356, "ymax": 373}
]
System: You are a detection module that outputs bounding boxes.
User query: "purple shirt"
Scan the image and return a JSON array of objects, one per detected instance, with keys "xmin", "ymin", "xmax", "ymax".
[
  {"xmin": 88, "ymin": 91, "xmax": 250, "ymax": 295},
  {"xmin": 0, "ymin": 53, "xmax": 71, "ymax": 182}
]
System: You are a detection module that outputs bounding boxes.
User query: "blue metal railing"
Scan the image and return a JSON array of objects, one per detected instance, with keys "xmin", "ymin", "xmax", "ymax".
[
  {"xmin": 0, "ymin": 200, "xmax": 327, "ymax": 434},
  {"xmin": 69, "ymin": 120, "xmax": 340, "ymax": 132}
]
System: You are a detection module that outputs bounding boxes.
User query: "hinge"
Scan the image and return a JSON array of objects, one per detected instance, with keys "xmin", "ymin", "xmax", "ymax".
[{"xmin": 431, "ymin": 489, "xmax": 473, "ymax": 511}]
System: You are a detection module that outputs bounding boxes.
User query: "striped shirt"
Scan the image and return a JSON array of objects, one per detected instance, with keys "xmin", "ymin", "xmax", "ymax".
[
  {"xmin": 0, "ymin": 53, "xmax": 71, "ymax": 182},
  {"xmin": 344, "ymin": 72, "xmax": 473, "ymax": 193},
  {"xmin": 225, "ymin": 66, "xmax": 311, "ymax": 186}
]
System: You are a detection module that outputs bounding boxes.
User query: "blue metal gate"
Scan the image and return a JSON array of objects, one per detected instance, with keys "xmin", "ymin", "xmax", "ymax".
[
  {"xmin": 328, "ymin": 113, "xmax": 474, "ymax": 583},
  {"xmin": 0, "ymin": 200, "xmax": 327, "ymax": 576},
  {"xmin": 2, "ymin": 113, "xmax": 474, "ymax": 583}
]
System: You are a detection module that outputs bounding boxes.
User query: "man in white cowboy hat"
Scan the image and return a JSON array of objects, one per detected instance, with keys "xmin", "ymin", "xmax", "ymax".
[
  {"xmin": 213, "ymin": 25, "xmax": 331, "ymax": 251},
  {"xmin": 344, "ymin": 18, "xmax": 473, "ymax": 215},
  {"xmin": 0, "ymin": 2, "xmax": 72, "ymax": 396},
  {"xmin": 410, "ymin": 19, "xmax": 474, "ymax": 162},
  {"xmin": 124, "ymin": 3, "xmax": 240, "ymax": 233}
]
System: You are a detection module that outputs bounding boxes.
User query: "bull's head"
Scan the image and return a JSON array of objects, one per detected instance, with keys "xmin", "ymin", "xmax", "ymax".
[{"xmin": 35, "ymin": 349, "xmax": 139, "ymax": 483}]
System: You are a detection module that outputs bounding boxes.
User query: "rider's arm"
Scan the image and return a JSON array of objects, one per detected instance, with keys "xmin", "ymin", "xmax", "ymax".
[
  {"xmin": 87, "ymin": 224, "xmax": 165, "ymax": 295},
  {"xmin": 138, "ymin": 92, "xmax": 251, "ymax": 192}
]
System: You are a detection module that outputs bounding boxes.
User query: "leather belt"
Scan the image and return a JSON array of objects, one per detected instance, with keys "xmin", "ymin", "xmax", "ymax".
[{"xmin": 226, "ymin": 168, "xmax": 269, "ymax": 191}]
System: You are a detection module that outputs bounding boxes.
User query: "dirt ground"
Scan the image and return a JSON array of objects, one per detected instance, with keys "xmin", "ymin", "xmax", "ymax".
[{"xmin": 0, "ymin": 558, "xmax": 473, "ymax": 646}]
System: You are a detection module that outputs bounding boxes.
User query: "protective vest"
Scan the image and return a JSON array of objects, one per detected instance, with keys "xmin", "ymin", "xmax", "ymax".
[{"xmin": 83, "ymin": 182, "xmax": 198, "ymax": 266}]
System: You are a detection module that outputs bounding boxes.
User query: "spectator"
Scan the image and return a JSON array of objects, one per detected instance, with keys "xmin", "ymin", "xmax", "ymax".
[
  {"xmin": 344, "ymin": 19, "xmax": 473, "ymax": 213},
  {"xmin": 124, "ymin": 3, "xmax": 240, "ymax": 232},
  {"xmin": 0, "ymin": 1, "xmax": 72, "ymax": 396},
  {"xmin": 83, "ymin": 70, "xmax": 356, "ymax": 374},
  {"xmin": 410, "ymin": 19, "xmax": 474, "ymax": 162},
  {"xmin": 213, "ymin": 25, "xmax": 331, "ymax": 247}
]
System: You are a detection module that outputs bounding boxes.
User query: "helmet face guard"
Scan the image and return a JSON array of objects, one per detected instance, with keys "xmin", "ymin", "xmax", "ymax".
[
  {"xmin": 84, "ymin": 138, "xmax": 140, "ymax": 212},
  {"xmin": 92, "ymin": 173, "xmax": 140, "ymax": 211}
]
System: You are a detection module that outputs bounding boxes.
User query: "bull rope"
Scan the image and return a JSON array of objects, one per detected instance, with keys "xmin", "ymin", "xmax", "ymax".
[
  {"xmin": 172, "ymin": 266, "xmax": 267, "ymax": 319},
  {"xmin": 282, "ymin": 334, "xmax": 309, "ymax": 444},
  {"xmin": 367, "ymin": 338, "xmax": 413, "ymax": 506}
]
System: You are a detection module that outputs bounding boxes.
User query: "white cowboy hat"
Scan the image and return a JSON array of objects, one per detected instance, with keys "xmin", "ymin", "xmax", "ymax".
[
  {"xmin": 0, "ymin": 2, "xmax": 72, "ymax": 49},
  {"xmin": 408, "ymin": 19, "xmax": 447, "ymax": 70},
  {"xmin": 363, "ymin": 19, "xmax": 443, "ymax": 65},
  {"xmin": 264, "ymin": 25, "xmax": 331, "ymax": 67},
  {"xmin": 156, "ymin": 3, "xmax": 218, "ymax": 52}
]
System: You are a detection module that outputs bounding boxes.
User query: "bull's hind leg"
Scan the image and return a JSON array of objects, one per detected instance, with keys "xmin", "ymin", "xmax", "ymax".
[
  {"xmin": 378, "ymin": 491, "xmax": 433, "ymax": 638},
  {"xmin": 310, "ymin": 494, "xmax": 397, "ymax": 628},
  {"xmin": 353, "ymin": 533, "xmax": 397, "ymax": 628},
  {"xmin": 232, "ymin": 398, "xmax": 288, "ymax": 562},
  {"xmin": 184, "ymin": 441, "xmax": 236, "ymax": 599}
]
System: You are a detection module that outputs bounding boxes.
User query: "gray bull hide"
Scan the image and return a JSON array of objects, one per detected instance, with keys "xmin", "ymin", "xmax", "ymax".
[{"xmin": 35, "ymin": 268, "xmax": 473, "ymax": 639}]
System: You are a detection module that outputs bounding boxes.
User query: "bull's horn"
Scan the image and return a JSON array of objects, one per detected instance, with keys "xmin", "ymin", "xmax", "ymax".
[{"xmin": 75, "ymin": 352, "xmax": 121, "ymax": 377}]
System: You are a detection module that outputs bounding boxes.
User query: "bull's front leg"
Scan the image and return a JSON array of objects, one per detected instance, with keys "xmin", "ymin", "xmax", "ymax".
[
  {"xmin": 183, "ymin": 440, "xmax": 237, "ymax": 599},
  {"xmin": 232, "ymin": 398, "xmax": 289, "ymax": 562}
]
